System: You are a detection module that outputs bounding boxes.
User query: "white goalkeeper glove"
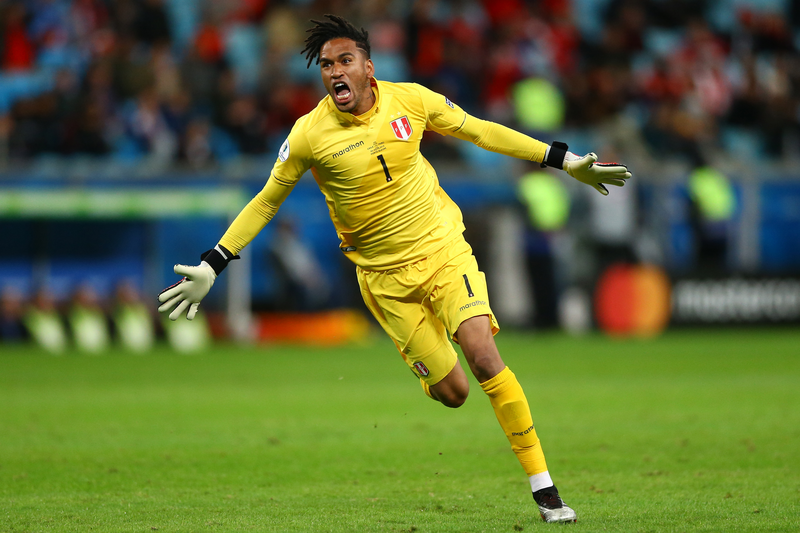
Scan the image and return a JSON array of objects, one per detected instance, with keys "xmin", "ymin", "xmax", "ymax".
[
  {"xmin": 158, "ymin": 262, "xmax": 216, "ymax": 321},
  {"xmin": 543, "ymin": 141, "xmax": 631, "ymax": 196},
  {"xmin": 157, "ymin": 245, "xmax": 238, "ymax": 321}
]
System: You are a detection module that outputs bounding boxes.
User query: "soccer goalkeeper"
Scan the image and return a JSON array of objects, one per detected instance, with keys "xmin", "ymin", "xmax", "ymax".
[{"xmin": 158, "ymin": 14, "xmax": 630, "ymax": 524}]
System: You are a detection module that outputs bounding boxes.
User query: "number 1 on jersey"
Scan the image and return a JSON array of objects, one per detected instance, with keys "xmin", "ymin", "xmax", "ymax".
[{"xmin": 377, "ymin": 154, "xmax": 392, "ymax": 182}]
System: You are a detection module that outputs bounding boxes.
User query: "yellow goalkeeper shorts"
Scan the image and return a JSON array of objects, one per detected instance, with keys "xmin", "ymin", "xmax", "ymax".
[{"xmin": 356, "ymin": 236, "xmax": 499, "ymax": 385}]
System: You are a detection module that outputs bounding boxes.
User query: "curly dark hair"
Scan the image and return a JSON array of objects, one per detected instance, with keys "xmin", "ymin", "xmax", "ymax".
[{"xmin": 301, "ymin": 14, "xmax": 371, "ymax": 69}]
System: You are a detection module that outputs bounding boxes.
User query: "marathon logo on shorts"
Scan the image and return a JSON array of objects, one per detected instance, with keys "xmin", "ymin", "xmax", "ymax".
[
  {"xmin": 390, "ymin": 116, "xmax": 413, "ymax": 140},
  {"xmin": 413, "ymin": 361, "xmax": 430, "ymax": 377},
  {"xmin": 459, "ymin": 300, "xmax": 487, "ymax": 312}
]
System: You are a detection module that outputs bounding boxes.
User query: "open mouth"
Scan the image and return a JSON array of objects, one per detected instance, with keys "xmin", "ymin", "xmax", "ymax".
[{"xmin": 333, "ymin": 81, "xmax": 352, "ymax": 103}]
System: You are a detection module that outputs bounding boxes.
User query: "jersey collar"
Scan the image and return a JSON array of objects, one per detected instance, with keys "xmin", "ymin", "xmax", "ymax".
[{"xmin": 330, "ymin": 78, "xmax": 381, "ymax": 125}]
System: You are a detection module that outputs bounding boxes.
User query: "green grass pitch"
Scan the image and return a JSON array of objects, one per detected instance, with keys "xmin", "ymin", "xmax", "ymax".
[{"xmin": 1, "ymin": 328, "xmax": 799, "ymax": 532}]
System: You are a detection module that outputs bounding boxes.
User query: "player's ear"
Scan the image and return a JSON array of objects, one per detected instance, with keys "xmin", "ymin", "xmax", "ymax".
[{"xmin": 365, "ymin": 58, "xmax": 374, "ymax": 78}]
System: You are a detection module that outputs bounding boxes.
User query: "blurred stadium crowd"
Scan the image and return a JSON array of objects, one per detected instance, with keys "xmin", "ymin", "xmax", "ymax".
[
  {"xmin": 0, "ymin": 0, "xmax": 799, "ymax": 167},
  {"xmin": 0, "ymin": 280, "xmax": 214, "ymax": 352},
  {"xmin": 4, "ymin": 0, "xmax": 800, "ymax": 348}
]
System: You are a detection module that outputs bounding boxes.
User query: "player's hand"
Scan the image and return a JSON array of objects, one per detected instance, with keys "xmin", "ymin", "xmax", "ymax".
[
  {"xmin": 563, "ymin": 152, "xmax": 631, "ymax": 196},
  {"xmin": 157, "ymin": 263, "xmax": 216, "ymax": 320}
]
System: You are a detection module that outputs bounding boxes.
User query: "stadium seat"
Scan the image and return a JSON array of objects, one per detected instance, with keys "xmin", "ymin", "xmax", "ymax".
[
  {"xmin": 225, "ymin": 24, "xmax": 264, "ymax": 93},
  {"xmin": 721, "ymin": 127, "xmax": 766, "ymax": 162}
]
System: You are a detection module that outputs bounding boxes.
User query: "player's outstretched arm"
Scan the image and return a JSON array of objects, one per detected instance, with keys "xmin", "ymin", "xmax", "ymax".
[
  {"xmin": 543, "ymin": 141, "xmax": 631, "ymax": 196},
  {"xmin": 157, "ymin": 245, "xmax": 239, "ymax": 320},
  {"xmin": 441, "ymin": 112, "xmax": 630, "ymax": 195},
  {"xmin": 157, "ymin": 171, "xmax": 296, "ymax": 320}
]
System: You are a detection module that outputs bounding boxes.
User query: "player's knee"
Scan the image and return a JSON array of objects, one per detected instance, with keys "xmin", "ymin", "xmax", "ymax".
[
  {"xmin": 431, "ymin": 378, "xmax": 469, "ymax": 408},
  {"xmin": 439, "ymin": 387, "xmax": 468, "ymax": 408},
  {"xmin": 468, "ymin": 351, "xmax": 504, "ymax": 383}
]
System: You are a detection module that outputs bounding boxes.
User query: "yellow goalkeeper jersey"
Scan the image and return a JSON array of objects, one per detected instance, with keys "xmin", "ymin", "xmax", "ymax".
[{"xmin": 219, "ymin": 79, "xmax": 549, "ymax": 271}]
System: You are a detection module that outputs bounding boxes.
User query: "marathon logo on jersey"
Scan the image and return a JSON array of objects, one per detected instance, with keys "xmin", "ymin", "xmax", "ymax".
[
  {"xmin": 278, "ymin": 139, "xmax": 290, "ymax": 162},
  {"xmin": 390, "ymin": 116, "xmax": 413, "ymax": 141},
  {"xmin": 413, "ymin": 361, "xmax": 430, "ymax": 377},
  {"xmin": 445, "ymin": 96, "xmax": 455, "ymax": 109},
  {"xmin": 332, "ymin": 140, "xmax": 364, "ymax": 159}
]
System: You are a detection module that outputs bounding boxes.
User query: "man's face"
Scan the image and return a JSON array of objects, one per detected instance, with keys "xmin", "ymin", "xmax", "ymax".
[{"xmin": 319, "ymin": 38, "xmax": 375, "ymax": 115}]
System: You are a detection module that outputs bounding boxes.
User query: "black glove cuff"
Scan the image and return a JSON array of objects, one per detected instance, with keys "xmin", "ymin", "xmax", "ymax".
[
  {"xmin": 542, "ymin": 141, "xmax": 568, "ymax": 169},
  {"xmin": 200, "ymin": 244, "xmax": 240, "ymax": 275}
]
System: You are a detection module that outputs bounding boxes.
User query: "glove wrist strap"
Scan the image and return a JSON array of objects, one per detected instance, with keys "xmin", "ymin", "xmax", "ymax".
[
  {"xmin": 542, "ymin": 141, "xmax": 568, "ymax": 169},
  {"xmin": 200, "ymin": 244, "xmax": 240, "ymax": 275}
]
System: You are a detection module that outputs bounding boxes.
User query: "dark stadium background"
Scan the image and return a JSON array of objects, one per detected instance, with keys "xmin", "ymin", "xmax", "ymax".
[{"xmin": 1, "ymin": 0, "xmax": 799, "ymax": 348}]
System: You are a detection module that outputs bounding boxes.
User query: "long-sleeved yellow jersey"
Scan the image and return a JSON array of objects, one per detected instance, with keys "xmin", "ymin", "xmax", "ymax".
[{"xmin": 219, "ymin": 79, "xmax": 549, "ymax": 271}]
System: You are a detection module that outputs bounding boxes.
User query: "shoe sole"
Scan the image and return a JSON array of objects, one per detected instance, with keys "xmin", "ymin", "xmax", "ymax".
[
  {"xmin": 540, "ymin": 510, "xmax": 578, "ymax": 523},
  {"xmin": 541, "ymin": 514, "xmax": 577, "ymax": 523}
]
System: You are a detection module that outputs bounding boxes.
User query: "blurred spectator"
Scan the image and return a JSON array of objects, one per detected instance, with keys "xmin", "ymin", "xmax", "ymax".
[
  {"xmin": 70, "ymin": 95, "xmax": 111, "ymax": 155},
  {"xmin": 739, "ymin": 9, "xmax": 795, "ymax": 54},
  {"xmin": 162, "ymin": 309, "xmax": 211, "ymax": 353},
  {"xmin": 406, "ymin": 0, "xmax": 447, "ymax": 82},
  {"xmin": 23, "ymin": 288, "xmax": 68, "ymax": 354},
  {"xmin": 0, "ymin": 113, "xmax": 11, "ymax": 163},
  {"xmin": 261, "ymin": 80, "xmax": 319, "ymax": 139},
  {"xmin": 67, "ymin": 283, "xmax": 110, "ymax": 354},
  {"xmin": 70, "ymin": 0, "xmax": 111, "ymax": 51},
  {"xmin": 0, "ymin": 0, "xmax": 797, "ymax": 166},
  {"xmin": 151, "ymin": 41, "xmax": 181, "ymax": 100},
  {"xmin": 113, "ymin": 281, "xmax": 155, "ymax": 353},
  {"xmin": 687, "ymin": 166, "xmax": 736, "ymax": 275},
  {"xmin": 180, "ymin": 115, "xmax": 214, "ymax": 168},
  {"xmin": 222, "ymin": 95, "xmax": 266, "ymax": 154},
  {"xmin": 0, "ymin": 286, "xmax": 26, "ymax": 342},
  {"xmin": 1, "ymin": 2, "xmax": 35, "ymax": 71},
  {"xmin": 111, "ymin": 33, "xmax": 154, "ymax": 101},
  {"xmin": 125, "ymin": 85, "xmax": 177, "ymax": 161},
  {"xmin": 602, "ymin": 0, "xmax": 646, "ymax": 54},
  {"xmin": 181, "ymin": 14, "xmax": 227, "ymax": 111},
  {"xmin": 8, "ymin": 68, "xmax": 79, "ymax": 157},
  {"xmin": 133, "ymin": 0, "xmax": 172, "ymax": 46},
  {"xmin": 70, "ymin": 59, "xmax": 116, "ymax": 155},
  {"xmin": 163, "ymin": 86, "xmax": 193, "ymax": 136},
  {"xmin": 262, "ymin": 6, "xmax": 303, "ymax": 55},
  {"xmin": 517, "ymin": 168, "xmax": 571, "ymax": 329},
  {"xmin": 675, "ymin": 18, "xmax": 732, "ymax": 118}
]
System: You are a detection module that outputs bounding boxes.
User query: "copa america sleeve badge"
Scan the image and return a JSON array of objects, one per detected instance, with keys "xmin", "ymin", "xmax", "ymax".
[{"xmin": 278, "ymin": 139, "xmax": 290, "ymax": 162}]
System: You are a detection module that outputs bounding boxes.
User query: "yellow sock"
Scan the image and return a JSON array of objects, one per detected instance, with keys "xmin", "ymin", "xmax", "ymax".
[{"xmin": 480, "ymin": 366, "xmax": 548, "ymax": 476}]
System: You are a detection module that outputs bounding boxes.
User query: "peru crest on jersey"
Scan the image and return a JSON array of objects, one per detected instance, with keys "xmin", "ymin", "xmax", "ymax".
[{"xmin": 390, "ymin": 116, "xmax": 413, "ymax": 141}]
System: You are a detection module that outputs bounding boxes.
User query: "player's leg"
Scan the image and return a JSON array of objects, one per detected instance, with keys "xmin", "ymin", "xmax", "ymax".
[
  {"xmin": 432, "ymin": 239, "xmax": 577, "ymax": 523},
  {"xmin": 356, "ymin": 264, "xmax": 468, "ymax": 408},
  {"xmin": 426, "ymin": 354, "xmax": 469, "ymax": 407},
  {"xmin": 456, "ymin": 316, "xmax": 551, "ymax": 485},
  {"xmin": 415, "ymin": 304, "xmax": 469, "ymax": 408},
  {"xmin": 458, "ymin": 315, "xmax": 575, "ymax": 523},
  {"xmin": 451, "ymin": 315, "xmax": 504, "ymax": 381}
]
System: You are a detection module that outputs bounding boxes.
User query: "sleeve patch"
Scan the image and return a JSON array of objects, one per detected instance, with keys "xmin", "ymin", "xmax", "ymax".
[
  {"xmin": 445, "ymin": 96, "xmax": 455, "ymax": 109},
  {"xmin": 278, "ymin": 139, "xmax": 290, "ymax": 162}
]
